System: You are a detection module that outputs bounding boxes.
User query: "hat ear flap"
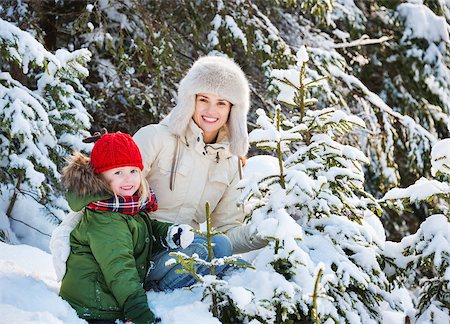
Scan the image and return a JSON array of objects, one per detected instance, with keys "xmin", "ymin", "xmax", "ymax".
[
  {"xmin": 168, "ymin": 90, "xmax": 196, "ymax": 137},
  {"xmin": 228, "ymin": 103, "xmax": 249, "ymax": 157}
]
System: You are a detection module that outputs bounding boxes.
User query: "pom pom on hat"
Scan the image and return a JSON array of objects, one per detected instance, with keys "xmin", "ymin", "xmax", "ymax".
[{"xmin": 90, "ymin": 132, "xmax": 143, "ymax": 174}]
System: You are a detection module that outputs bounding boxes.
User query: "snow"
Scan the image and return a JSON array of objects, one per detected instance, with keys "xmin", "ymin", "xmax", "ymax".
[
  {"xmin": 0, "ymin": 143, "xmax": 432, "ymax": 314},
  {"xmin": 296, "ymin": 45, "xmax": 309, "ymax": 64},
  {"xmin": 271, "ymin": 69, "xmax": 303, "ymax": 105},
  {"xmin": 431, "ymin": 138, "xmax": 450, "ymax": 176},
  {"xmin": 1, "ymin": 239, "xmax": 410, "ymax": 324},
  {"xmin": 0, "ymin": 113, "xmax": 422, "ymax": 318},
  {"xmin": 208, "ymin": 15, "xmax": 222, "ymax": 48},
  {"xmin": 148, "ymin": 290, "xmax": 220, "ymax": 324},
  {"xmin": 416, "ymin": 303, "xmax": 450, "ymax": 324},
  {"xmin": 0, "ymin": 240, "xmax": 221, "ymax": 323},
  {"xmin": 397, "ymin": 3, "xmax": 450, "ymax": 43},
  {"xmin": 410, "ymin": 214, "xmax": 450, "ymax": 271},
  {"xmin": 0, "ymin": 242, "xmax": 83, "ymax": 324},
  {"xmin": 381, "ymin": 177, "xmax": 450, "ymax": 203},
  {"xmin": 0, "ymin": 18, "xmax": 59, "ymax": 74},
  {"xmin": 1, "ymin": 191, "xmax": 52, "ymax": 253},
  {"xmin": 225, "ymin": 15, "xmax": 248, "ymax": 50}
]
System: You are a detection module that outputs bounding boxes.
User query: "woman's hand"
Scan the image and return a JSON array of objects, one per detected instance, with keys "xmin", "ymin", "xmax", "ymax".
[{"xmin": 167, "ymin": 224, "xmax": 194, "ymax": 249}]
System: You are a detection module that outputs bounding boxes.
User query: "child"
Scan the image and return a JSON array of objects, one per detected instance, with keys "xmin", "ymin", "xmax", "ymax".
[{"xmin": 58, "ymin": 132, "xmax": 193, "ymax": 324}]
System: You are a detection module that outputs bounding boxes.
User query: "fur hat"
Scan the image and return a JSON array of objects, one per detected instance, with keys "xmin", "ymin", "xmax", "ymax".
[{"xmin": 168, "ymin": 56, "xmax": 250, "ymax": 156}]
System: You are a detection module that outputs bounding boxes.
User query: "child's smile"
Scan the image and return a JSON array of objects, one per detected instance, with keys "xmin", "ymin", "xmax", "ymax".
[{"xmin": 101, "ymin": 166, "xmax": 141, "ymax": 197}]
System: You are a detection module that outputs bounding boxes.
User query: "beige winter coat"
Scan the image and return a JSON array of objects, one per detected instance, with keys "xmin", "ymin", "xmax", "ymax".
[{"xmin": 133, "ymin": 118, "xmax": 264, "ymax": 253}]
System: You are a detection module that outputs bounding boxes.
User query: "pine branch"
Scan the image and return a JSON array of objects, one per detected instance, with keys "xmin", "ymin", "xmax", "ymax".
[
  {"xmin": 312, "ymin": 267, "xmax": 324, "ymax": 324},
  {"xmin": 276, "ymin": 107, "xmax": 286, "ymax": 189},
  {"xmin": 6, "ymin": 173, "xmax": 23, "ymax": 218}
]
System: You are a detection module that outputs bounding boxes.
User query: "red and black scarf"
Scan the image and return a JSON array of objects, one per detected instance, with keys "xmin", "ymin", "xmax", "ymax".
[{"xmin": 86, "ymin": 189, "xmax": 158, "ymax": 215}]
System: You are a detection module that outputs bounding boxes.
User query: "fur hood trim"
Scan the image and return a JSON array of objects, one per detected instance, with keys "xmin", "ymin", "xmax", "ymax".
[
  {"xmin": 62, "ymin": 152, "xmax": 110, "ymax": 196},
  {"xmin": 167, "ymin": 56, "xmax": 250, "ymax": 156}
]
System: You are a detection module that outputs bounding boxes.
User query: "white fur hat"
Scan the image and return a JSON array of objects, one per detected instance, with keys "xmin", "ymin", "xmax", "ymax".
[{"xmin": 168, "ymin": 55, "xmax": 250, "ymax": 156}]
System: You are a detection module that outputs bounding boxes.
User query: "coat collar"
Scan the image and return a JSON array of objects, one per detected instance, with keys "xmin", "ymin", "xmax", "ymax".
[
  {"xmin": 66, "ymin": 191, "xmax": 112, "ymax": 212},
  {"xmin": 161, "ymin": 117, "xmax": 233, "ymax": 161},
  {"xmin": 160, "ymin": 117, "xmax": 235, "ymax": 191},
  {"xmin": 185, "ymin": 119, "xmax": 233, "ymax": 162}
]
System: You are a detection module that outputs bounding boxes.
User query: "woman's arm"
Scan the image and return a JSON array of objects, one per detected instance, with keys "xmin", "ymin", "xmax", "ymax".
[
  {"xmin": 211, "ymin": 166, "xmax": 266, "ymax": 254},
  {"xmin": 133, "ymin": 125, "xmax": 164, "ymax": 178}
]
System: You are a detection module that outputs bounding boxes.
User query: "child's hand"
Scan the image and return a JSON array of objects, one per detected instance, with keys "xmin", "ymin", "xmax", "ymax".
[{"xmin": 167, "ymin": 224, "xmax": 194, "ymax": 249}]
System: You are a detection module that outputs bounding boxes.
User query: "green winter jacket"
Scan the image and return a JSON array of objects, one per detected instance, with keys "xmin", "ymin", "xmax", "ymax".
[{"xmin": 60, "ymin": 192, "xmax": 171, "ymax": 324}]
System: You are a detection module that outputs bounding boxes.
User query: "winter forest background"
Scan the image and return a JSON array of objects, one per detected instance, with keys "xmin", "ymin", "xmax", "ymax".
[{"xmin": 0, "ymin": 0, "xmax": 449, "ymax": 323}]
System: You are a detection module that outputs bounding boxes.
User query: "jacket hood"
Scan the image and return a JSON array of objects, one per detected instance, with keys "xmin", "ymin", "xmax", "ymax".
[
  {"xmin": 62, "ymin": 152, "xmax": 111, "ymax": 199},
  {"xmin": 167, "ymin": 55, "xmax": 250, "ymax": 157}
]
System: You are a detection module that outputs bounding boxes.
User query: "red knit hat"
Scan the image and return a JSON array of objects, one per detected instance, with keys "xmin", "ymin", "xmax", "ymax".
[{"xmin": 90, "ymin": 132, "xmax": 143, "ymax": 174}]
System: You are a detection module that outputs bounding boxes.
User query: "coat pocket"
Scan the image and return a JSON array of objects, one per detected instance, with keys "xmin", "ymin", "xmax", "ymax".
[
  {"xmin": 208, "ymin": 170, "xmax": 230, "ymax": 186},
  {"xmin": 157, "ymin": 155, "xmax": 191, "ymax": 177}
]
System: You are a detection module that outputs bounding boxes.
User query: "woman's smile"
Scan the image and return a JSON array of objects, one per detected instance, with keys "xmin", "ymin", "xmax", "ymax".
[{"xmin": 202, "ymin": 116, "xmax": 219, "ymax": 123}]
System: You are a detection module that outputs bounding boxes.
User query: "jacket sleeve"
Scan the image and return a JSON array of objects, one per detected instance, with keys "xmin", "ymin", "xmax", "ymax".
[
  {"xmin": 87, "ymin": 213, "xmax": 155, "ymax": 324},
  {"xmin": 149, "ymin": 219, "xmax": 173, "ymax": 252},
  {"xmin": 50, "ymin": 210, "xmax": 83, "ymax": 281},
  {"xmin": 211, "ymin": 166, "xmax": 267, "ymax": 254}
]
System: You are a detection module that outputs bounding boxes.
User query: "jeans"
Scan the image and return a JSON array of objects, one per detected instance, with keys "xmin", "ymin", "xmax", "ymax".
[{"xmin": 144, "ymin": 234, "xmax": 233, "ymax": 291}]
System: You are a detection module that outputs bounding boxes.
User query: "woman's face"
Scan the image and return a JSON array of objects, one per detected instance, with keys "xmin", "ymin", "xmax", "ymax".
[{"xmin": 193, "ymin": 93, "xmax": 231, "ymax": 144}]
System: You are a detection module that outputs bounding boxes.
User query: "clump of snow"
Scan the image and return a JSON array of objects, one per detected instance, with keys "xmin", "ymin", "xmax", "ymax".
[
  {"xmin": 381, "ymin": 177, "xmax": 450, "ymax": 203},
  {"xmin": 0, "ymin": 18, "xmax": 59, "ymax": 74},
  {"xmin": 431, "ymin": 138, "xmax": 450, "ymax": 176},
  {"xmin": 296, "ymin": 45, "xmax": 309, "ymax": 65},
  {"xmin": 397, "ymin": 3, "xmax": 450, "ymax": 43},
  {"xmin": 225, "ymin": 15, "xmax": 247, "ymax": 50}
]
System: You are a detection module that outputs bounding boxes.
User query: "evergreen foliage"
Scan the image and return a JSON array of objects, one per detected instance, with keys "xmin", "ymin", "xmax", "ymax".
[
  {"xmin": 0, "ymin": 18, "xmax": 92, "ymax": 244},
  {"xmin": 381, "ymin": 138, "xmax": 450, "ymax": 323},
  {"xmin": 168, "ymin": 202, "xmax": 254, "ymax": 322},
  {"xmin": 234, "ymin": 46, "xmax": 401, "ymax": 323},
  {"xmin": 0, "ymin": 1, "xmax": 449, "ymax": 321},
  {"xmin": 2, "ymin": 1, "xmax": 448, "ymax": 240}
]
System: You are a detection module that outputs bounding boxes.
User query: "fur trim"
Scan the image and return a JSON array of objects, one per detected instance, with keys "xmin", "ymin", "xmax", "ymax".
[
  {"xmin": 168, "ymin": 55, "xmax": 250, "ymax": 156},
  {"xmin": 62, "ymin": 152, "xmax": 110, "ymax": 196}
]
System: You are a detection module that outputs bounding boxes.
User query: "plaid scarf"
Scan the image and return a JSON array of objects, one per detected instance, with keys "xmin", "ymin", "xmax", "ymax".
[{"xmin": 86, "ymin": 189, "xmax": 158, "ymax": 215}]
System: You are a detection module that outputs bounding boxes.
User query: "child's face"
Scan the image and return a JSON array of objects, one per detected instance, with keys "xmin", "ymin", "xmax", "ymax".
[{"xmin": 101, "ymin": 166, "xmax": 141, "ymax": 197}]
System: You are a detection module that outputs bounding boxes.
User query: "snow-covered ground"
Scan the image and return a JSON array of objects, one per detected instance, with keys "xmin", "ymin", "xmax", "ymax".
[
  {"xmin": 0, "ymin": 241, "xmax": 411, "ymax": 324},
  {"xmin": 0, "ymin": 241, "xmax": 219, "ymax": 323}
]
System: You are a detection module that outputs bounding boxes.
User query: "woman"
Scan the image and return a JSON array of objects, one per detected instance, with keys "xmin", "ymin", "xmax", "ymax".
[{"xmin": 133, "ymin": 55, "xmax": 266, "ymax": 291}]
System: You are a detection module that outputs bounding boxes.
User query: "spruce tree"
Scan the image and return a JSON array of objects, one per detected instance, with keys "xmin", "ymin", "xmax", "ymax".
[
  {"xmin": 234, "ymin": 46, "xmax": 403, "ymax": 323},
  {"xmin": 0, "ymin": 18, "xmax": 92, "ymax": 247},
  {"xmin": 381, "ymin": 138, "xmax": 450, "ymax": 323},
  {"xmin": 167, "ymin": 202, "xmax": 253, "ymax": 322}
]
